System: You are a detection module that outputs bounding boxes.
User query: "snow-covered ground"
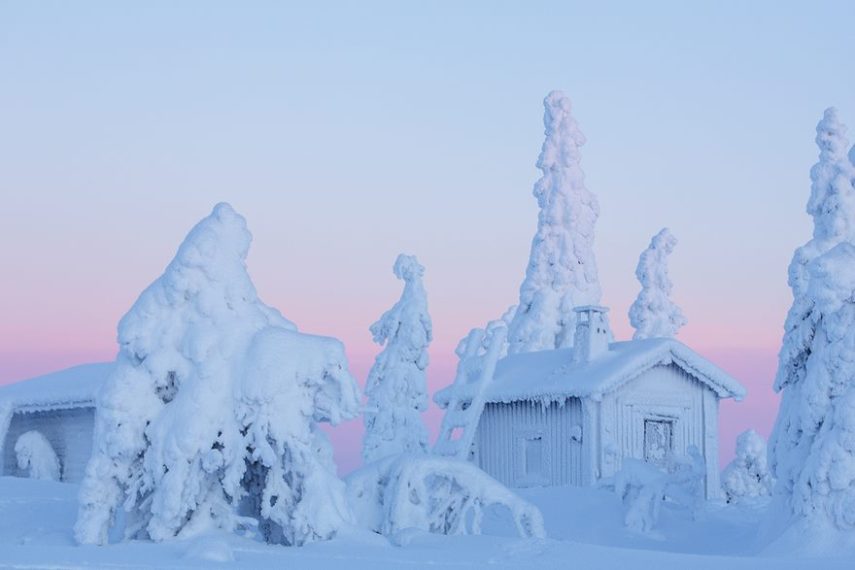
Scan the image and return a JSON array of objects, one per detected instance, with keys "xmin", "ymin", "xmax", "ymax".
[{"xmin": 1, "ymin": 476, "xmax": 851, "ymax": 569}]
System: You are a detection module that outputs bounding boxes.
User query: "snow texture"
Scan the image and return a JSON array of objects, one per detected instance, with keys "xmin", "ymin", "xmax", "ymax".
[
  {"xmin": 507, "ymin": 91, "xmax": 603, "ymax": 355},
  {"xmin": 613, "ymin": 446, "xmax": 706, "ymax": 533},
  {"xmin": 75, "ymin": 203, "xmax": 361, "ymax": 547},
  {"xmin": 346, "ymin": 454, "xmax": 545, "ymax": 539},
  {"xmin": 475, "ymin": 337, "xmax": 745, "ymax": 406},
  {"xmin": 4, "ymin": 474, "xmax": 855, "ymax": 567},
  {"xmin": 629, "ymin": 228, "xmax": 687, "ymax": 340},
  {"xmin": 770, "ymin": 109, "xmax": 855, "ymax": 530},
  {"xmin": 721, "ymin": 430, "xmax": 773, "ymax": 503},
  {"xmin": 363, "ymin": 254, "xmax": 432, "ymax": 464},
  {"xmin": 14, "ymin": 431, "xmax": 61, "ymax": 481}
]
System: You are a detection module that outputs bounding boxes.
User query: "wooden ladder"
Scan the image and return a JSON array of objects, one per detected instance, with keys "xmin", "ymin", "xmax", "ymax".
[{"xmin": 433, "ymin": 325, "xmax": 507, "ymax": 460}]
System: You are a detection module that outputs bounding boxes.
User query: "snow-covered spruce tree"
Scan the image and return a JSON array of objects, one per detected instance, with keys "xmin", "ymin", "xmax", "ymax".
[
  {"xmin": 628, "ymin": 228, "xmax": 687, "ymax": 339},
  {"xmin": 769, "ymin": 108, "xmax": 855, "ymax": 527},
  {"xmin": 781, "ymin": 243, "xmax": 855, "ymax": 528},
  {"xmin": 75, "ymin": 203, "xmax": 361, "ymax": 546},
  {"xmin": 507, "ymin": 91, "xmax": 603, "ymax": 355},
  {"xmin": 363, "ymin": 254, "xmax": 432, "ymax": 464},
  {"xmin": 721, "ymin": 430, "xmax": 773, "ymax": 503}
]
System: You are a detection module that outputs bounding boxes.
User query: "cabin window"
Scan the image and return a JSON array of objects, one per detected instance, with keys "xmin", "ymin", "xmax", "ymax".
[{"xmin": 643, "ymin": 419, "xmax": 674, "ymax": 467}]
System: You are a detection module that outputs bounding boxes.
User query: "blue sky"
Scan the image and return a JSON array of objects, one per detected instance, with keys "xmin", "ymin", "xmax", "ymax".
[{"xmin": 1, "ymin": 1, "xmax": 854, "ymax": 469}]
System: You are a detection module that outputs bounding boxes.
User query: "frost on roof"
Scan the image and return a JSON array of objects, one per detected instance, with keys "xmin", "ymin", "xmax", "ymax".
[
  {"xmin": 0, "ymin": 363, "xmax": 113, "ymax": 411},
  {"xmin": 477, "ymin": 338, "xmax": 745, "ymax": 404}
]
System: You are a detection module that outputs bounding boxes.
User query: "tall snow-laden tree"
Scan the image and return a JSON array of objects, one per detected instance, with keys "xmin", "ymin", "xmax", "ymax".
[
  {"xmin": 362, "ymin": 254, "xmax": 433, "ymax": 464},
  {"xmin": 507, "ymin": 91, "xmax": 603, "ymax": 355},
  {"xmin": 75, "ymin": 203, "xmax": 361, "ymax": 546},
  {"xmin": 629, "ymin": 228, "xmax": 687, "ymax": 339},
  {"xmin": 769, "ymin": 108, "xmax": 855, "ymax": 528}
]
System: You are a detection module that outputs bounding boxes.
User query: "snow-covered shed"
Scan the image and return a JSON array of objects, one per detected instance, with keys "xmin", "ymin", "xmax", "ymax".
[
  {"xmin": 0, "ymin": 363, "xmax": 112, "ymax": 483},
  {"xmin": 436, "ymin": 306, "xmax": 745, "ymax": 499}
]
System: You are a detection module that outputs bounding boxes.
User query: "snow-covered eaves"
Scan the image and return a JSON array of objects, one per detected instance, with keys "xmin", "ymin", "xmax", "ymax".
[
  {"xmin": 0, "ymin": 363, "xmax": 113, "ymax": 413},
  {"xmin": 476, "ymin": 338, "xmax": 746, "ymax": 405}
]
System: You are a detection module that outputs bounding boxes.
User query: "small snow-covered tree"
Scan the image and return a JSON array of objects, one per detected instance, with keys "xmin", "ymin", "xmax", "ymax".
[
  {"xmin": 721, "ymin": 430, "xmax": 773, "ymax": 503},
  {"xmin": 507, "ymin": 91, "xmax": 603, "ymax": 355},
  {"xmin": 363, "ymin": 255, "xmax": 432, "ymax": 464},
  {"xmin": 613, "ymin": 446, "xmax": 705, "ymax": 533},
  {"xmin": 629, "ymin": 228, "xmax": 687, "ymax": 339},
  {"xmin": 770, "ymin": 109, "xmax": 855, "ymax": 513},
  {"xmin": 15, "ymin": 431, "xmax": 61, "ymax": 481},
  {"xmin": 75, "ymin": 203, "xmax": 361, "ymax": 546}
]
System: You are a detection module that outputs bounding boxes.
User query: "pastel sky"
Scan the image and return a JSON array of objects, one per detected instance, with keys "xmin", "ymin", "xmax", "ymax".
[{"xmin": 1, "ymin": 1, "xmax": 853, "ymax": 473}]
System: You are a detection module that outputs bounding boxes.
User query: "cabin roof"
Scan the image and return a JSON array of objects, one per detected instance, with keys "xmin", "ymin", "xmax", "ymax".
[
  {"xmin": 436, "ymin": 337, "xmax": 745, "ymax": 407},
  {"xmin": 0, "ymin": 362, "xmax": 113, "ymax": 413}
]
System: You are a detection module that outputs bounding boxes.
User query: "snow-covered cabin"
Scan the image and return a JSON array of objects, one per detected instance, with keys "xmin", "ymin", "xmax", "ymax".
[
  {"xmin": 0, "ymin": 363, "xmax": 112, "ymax": 483},
  {"xmin": 436, "ymin": 306, "xmax": 745, "ymax": 499}
]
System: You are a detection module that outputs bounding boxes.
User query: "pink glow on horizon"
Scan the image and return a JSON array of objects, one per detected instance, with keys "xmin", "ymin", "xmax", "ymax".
[{"xmin": 1, "ymin": 341, "xmax": 781, "ymax": 475}]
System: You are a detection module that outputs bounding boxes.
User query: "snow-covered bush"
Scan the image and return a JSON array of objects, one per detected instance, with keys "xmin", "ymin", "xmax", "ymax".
[
  {"xmin": 15, "ymin": 431, "xmax": 61, "ymax": 481},
  {"xmin": 721, "ymin": 430, "xmax": 773, "ymax": 503},
  {"xmin": 613, "ymin": 447, "xmax": 705, "ymax": 532},
  {"xmin": 769, "ymin": 109, "xmax": 855, "ymax": 529},
  {"xmin": 363, "ymin": 254, "xmax": 432, "ymax": 463},
  {"xmin": 75, "ymin": 203, "xmax": 361, "ymax": 546},
  {"xmin": 507, "ymin": 91, "xmax": 603, "ymax": 355},
  {"xmin": 347, "ymin": 455, "xmax": 545, "ymax": 540},
  {"xmin": 629, "ymin": 228, "xmax": 687, "ymax": 339}
]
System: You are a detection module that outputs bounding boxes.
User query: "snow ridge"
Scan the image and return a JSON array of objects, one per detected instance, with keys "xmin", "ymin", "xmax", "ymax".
[{"xmin": 508, "ymin": 91, "xmax": 603, "ymax": 355}]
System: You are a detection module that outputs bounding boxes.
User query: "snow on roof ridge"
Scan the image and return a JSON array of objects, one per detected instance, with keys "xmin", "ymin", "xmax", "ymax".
[
  {"xmin": 0, "ymin": 362, "xmax": 114, "ymax": 409},
  {"xmin": 478, "ymin": 337, "xmax": 745, "ymax": 404}
]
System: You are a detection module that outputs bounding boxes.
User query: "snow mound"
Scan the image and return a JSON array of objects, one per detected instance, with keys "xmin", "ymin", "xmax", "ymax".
[
  {"xmin": 75, "ymin": 203, "xmax": 361, "ymax": 547},
  {"xmin": 347, "ymin": 455, "xmax": 545, "ymax": 540}
]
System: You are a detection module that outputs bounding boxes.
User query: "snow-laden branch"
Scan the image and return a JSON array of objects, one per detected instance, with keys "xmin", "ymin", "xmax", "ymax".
[{"xmin": 347, "ymin": 455, "xmax": 546, "ymax": 540}]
